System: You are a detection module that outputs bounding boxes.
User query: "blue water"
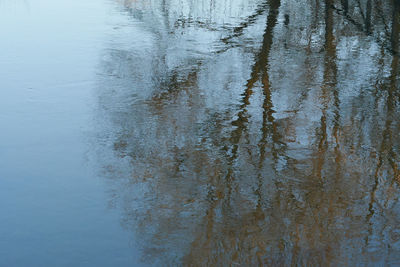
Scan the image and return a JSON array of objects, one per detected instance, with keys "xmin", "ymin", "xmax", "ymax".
[{"xmin": 0, "ymin": 0, "xmax": 141, "ymax": 265}]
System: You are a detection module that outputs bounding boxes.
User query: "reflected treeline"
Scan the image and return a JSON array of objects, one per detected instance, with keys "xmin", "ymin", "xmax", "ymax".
[{"xmin": 95, "ymin": 0, "xmax": 400, "ymax": 265}]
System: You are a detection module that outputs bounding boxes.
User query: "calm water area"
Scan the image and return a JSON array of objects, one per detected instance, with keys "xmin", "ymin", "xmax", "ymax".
[{"xmin": 1, "ymin": 0, "xmax": 400, "ymax": 266}]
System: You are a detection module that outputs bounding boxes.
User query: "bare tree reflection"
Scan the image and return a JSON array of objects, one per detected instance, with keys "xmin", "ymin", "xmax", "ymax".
[{"xmin": 95, "ymin": 0, "xmax": 400, "ymax": 265}]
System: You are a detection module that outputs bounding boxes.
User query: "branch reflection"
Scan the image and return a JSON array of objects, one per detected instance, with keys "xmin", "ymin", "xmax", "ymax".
[{"xmin": 95, "ymin": 0, "xmax": 400, "ymax": 265}]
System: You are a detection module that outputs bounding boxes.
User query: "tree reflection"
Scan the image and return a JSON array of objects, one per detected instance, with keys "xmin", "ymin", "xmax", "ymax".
[{"xmin": 95, "ymin": 0, "xmax": 400, "ymax": 265}]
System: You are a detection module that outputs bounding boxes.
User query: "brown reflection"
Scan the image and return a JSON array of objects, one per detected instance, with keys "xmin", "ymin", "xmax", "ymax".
[
  {"xmin": 365, "ymin": 2, "xmax": 400, "ymax": 252},
  {"xmin": 182, "ymin": 1, "xmax": 281, "ymax": 265},
  {"xmin": 97, "ymin": 0, "xmax": 400, "ymax": 265}
]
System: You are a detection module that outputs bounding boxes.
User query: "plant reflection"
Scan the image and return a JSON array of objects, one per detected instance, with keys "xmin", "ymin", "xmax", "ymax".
[{"xmin": 96, "ymin": 0, "xmax": 400, "ymax": 265}]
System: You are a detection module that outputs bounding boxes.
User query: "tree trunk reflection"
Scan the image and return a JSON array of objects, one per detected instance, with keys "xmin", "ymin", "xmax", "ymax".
[{"xmin": 96, "ymin": 0, "xmax": 400, "ymax": 265}]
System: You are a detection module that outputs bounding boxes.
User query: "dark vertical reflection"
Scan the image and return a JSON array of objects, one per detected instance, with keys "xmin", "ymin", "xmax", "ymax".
[
  {"xmin": 392, "ymin": 0, "xmax": 400, "ymax": 54},
  {"xmin": 183, "ymin": 2, "xmax": 281, "ymax": 265},
  {"xmin": 366, "ymin": 2, "xmax": 400, "ymax": 251},
  {"xmin": 341, "ymin": 0, "xmax": 348, "ymax": 14},
  {"xmin": 95, "ymin": 0, "xmax": 400, "ymax": 265},
  {"xmin": 366, "ymin": 0, "xmax": 372, "ymax": 33}
]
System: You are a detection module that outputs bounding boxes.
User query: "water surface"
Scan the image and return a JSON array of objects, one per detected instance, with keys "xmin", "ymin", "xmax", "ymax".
[{"xmin": 1, "ymin": 0, "xmax": 400, "ymax": 266}]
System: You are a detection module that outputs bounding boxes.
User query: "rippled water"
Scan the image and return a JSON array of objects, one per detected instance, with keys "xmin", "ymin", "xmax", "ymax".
[{"xmin": 1, "ymin": 0, "xmax": 400, "ymax": 266}]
